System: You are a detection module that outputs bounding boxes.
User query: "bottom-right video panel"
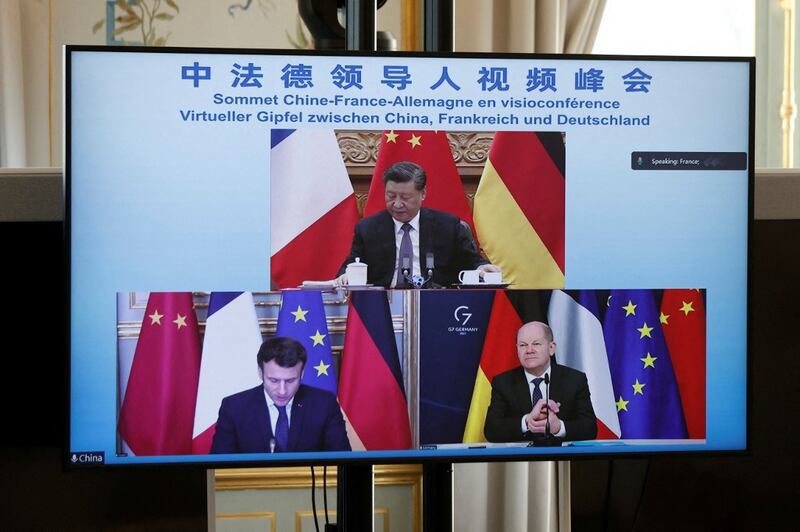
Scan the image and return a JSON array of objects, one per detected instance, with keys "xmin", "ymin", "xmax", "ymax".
[{"xmin": 418, "ymin": 289, "xmax": 706, "ymax": 456}]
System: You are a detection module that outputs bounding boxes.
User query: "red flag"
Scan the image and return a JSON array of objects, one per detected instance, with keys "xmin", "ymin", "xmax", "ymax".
[
  {"xmin": 660, "ymin": 289, "xmax": 706, "ymax": 439},
  {"xmin": 119, "ymin": 292, "xmax": 201, "ymax": 455},
  {"xmin": 338, "ymin": 291, "xmax": 412, "ymax": 450},
  {"xmin": 364, "ymin": 130, "xmax": 475, "ymax": 236}
]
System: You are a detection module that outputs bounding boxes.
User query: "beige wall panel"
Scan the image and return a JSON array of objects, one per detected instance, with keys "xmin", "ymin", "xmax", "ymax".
[
  {"xmin": 39, "ymin": 0, "xmax": 305, "ymax": 168},
  {"xmin": 215, "ymin": 465, "xmax": 421, "ymax": 532},
  {"xmin": 217, "ymin": 511, "xmax": 277, "ymax": 532}
]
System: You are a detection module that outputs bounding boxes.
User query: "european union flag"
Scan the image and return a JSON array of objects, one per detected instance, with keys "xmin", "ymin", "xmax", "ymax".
[
  {"xmin": 603, "ymin": 289, "xmax": 687, "ymax": 439},
  {"xmin": 276, "ymin": 290, "xmax": 337, "ymax": 394}
]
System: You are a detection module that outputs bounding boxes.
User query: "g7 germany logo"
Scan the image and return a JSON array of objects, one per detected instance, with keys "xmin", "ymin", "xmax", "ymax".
[{"xmin": 453, "ymin": 305, "xmax": 472, "ymax": 326}]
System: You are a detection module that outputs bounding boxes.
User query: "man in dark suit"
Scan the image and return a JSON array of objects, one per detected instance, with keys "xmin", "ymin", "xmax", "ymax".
[
  {"xmin": 210, "ymin": 337, "xmax": 351, "ymax": 454},
  {"xmin": 336, "ymin": 161, "xmax": 499, "ymax": 288},
  {"xmin": 484, "ymin": 321, "xmax": 597, "ymax": 443}
]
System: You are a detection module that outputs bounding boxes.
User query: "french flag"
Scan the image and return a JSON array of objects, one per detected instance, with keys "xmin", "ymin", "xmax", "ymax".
[
  {"xmin": 270, "ymin": 129, "xmax": 360, "ymax": 288},
  {"xmin": 192, "ymin": 292, "xmax": 262, "ymax": 454},
  {"xmin": 548, "ymin": 290, "xmax": 621, "ymax": 439}
]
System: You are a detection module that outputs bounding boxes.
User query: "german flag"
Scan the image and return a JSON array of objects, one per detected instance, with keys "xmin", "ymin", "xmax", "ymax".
[
  {"xmin": 474, "ymin": 132, "xmax": 565, "ymax": 288},
  {"xmin": 463, "ymin": 290, "xmax": 549, "ymax": 442},
  {"xmin": 338, "ymin": 290, "xmax": 412, "ymax": 450}
]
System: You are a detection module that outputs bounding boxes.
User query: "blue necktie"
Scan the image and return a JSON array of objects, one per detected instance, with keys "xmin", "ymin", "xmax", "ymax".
[
  {"xmin": 531, "ymin": 377, "xmax": 544, "ymax": 408},
  {"xmin": 274, "ymin": 405, "xmax": 289, "ymax": 452},
  {"xmin": 396, "ymin": 223, "xmax": 413, "ymax": 287}
]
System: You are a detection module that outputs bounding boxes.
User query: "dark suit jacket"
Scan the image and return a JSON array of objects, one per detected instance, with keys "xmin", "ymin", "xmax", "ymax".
[
  {"xmin": 484, "ymin": 362, "xmax": 597, "ymax": 442},
  {"xmin": 210, "ymin": 385, "xmax": 351, "ymax": 453},
  {"xmin": 337, "ymin": 208, "xmax": 488, "ymax": 287}
]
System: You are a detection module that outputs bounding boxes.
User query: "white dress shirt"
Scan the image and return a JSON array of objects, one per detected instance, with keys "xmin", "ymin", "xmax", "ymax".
[
  {"xmin": 520, "ymin": 365, "xmax": 567, "ymax": 438},
  {"xmin": 390, "ymin": 212, "xmax": 421, "ymax": 287},
  {"xmin": 263, "ymin": 389, "xmax": 294, "ymax": 440}
]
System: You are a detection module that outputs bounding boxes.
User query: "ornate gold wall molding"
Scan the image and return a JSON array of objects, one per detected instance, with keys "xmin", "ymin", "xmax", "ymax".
[
  {"xmin": 118, "ymin": 315, "xmax": 403, "ymax": 339},
  {"xmin": 117, "ymin": 291, "xmax": 404, "ymax": 340},
  {"xmin": 215, "ymin": 464, "xmax": 422, "ymax": 490},
  {"xmin": 216, "ymin": 511, "xmax": 276, "ymax": 532},
  {"xmin": 336, "ymin": 130, "xmax": 495, "ymax": 215},
  {"xmin": 216, "ymin": 464, "xmax": 422, "ymax": 532},
  {"xmin": 117, "ymin": 316, "xmax": 370, "ymax": 341},
  {"xmin": 295, "ymin": 509, "xmax": 389, "ymax": 532},
  {"xmin": 337, "ymin": 131, "xmax": 383, "ymax": 174},
  {"xmin": 336, "ymin": 131, "xmax": 494, "ymax": 173}
]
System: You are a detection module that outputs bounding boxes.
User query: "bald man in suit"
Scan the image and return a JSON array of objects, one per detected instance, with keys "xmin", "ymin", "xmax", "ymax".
[{"xmin": 484, "ymin": 321, "xmax": 597, "ymax": 443}]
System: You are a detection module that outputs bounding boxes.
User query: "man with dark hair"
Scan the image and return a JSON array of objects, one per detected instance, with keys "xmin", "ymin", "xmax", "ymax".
[
  {"xmin": 484, "ymin": 321, "xmax": 597, "ymax": 443},
  {"xmin": 210, "ymin": 337, "xmax": 351, "ymax": 453},
  {"xmin": 336, "ymin": 161, "xmax": 499, "ymax": 288}
]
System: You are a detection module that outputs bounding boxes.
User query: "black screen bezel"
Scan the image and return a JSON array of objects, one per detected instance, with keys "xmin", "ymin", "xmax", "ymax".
[{"xmin": 63, "ymin": 46, "xmax": 754, "ymax": 470}]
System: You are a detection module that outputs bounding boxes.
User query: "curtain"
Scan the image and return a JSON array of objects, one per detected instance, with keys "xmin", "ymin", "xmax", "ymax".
[
  {"xmin": 453, "ymin": 2, "xmax": 606, "ymax": 531},
  {"xmin": 755, "ymin": 0, "xmax": 799, "ymax": 168},
  {"xmin": 0, "ymin": 0, "xmax": 27, "ymax": 167},
  {"xmin": 456, "ymin": 0, "xmax": 606, "ymax": 54},
  {"xmin": 455, "ymin": 461, "xmax": 572, "ymax": 532}
]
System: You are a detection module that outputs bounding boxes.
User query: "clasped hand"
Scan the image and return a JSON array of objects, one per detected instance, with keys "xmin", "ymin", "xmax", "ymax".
[{"xmin": 526, "ymin": 399, "xmax": 561, "ymax": 434}]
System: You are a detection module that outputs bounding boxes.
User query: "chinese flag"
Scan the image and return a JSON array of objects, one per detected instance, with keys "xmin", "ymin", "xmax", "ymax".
[
  {"xmin": 660, "ymin": 289, "xmax": 706, "ymax": 439},
  {"xmin": 363, "ymin": 130, "xmax": 475, "ymax": 236},
  {"xmin": 119, "ymin": 292, "xmax": 202, "ymax": 455}
]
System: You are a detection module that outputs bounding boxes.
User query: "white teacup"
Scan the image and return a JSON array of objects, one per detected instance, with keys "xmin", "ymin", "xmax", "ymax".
[
  {"xmin": 483, "ymin": 271, "xmax": 503, "ymax": 284},
  {"xmin": 458, "ymin": 269, "xmax": 481, "ymax": 285},
  {"xmin": 345, "ymin": 258, "xmax": 368, "ymax": 286}
]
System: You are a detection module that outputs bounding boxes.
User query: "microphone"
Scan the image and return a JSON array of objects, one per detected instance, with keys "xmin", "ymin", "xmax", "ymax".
[
  {"xmin": 269, "ymin": 437, "xmax": 276, "ymax": 454},
  {"xmin": 401, "ymin": 256, "xmax": 411, "ymax": 284},
  {"xmin": 423, "ymin": 252, "xmax": 435, "ymax": 288},
  {"xmin": 544, "ymin": 373, "xmax": 551, "ymax": 437},
  {"xmin": 533, "ymin": 372, "xmax": 561, "ymax": 447},
  {"xmin": 401, "ymin": 253, "xmax": 437, "ymax": 288}
]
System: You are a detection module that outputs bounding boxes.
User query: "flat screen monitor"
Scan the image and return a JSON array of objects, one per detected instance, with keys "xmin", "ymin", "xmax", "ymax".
[{"xmin": 66, "ymin": 47, "xmax": 752, "ymax": 468}]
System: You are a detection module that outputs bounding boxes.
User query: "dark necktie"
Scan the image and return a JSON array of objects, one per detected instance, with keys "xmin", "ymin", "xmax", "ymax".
[
  {"xmin": 531, "ymin": 377, "xmax": 544, "ymax": 408},
  {"xmin": 274, "ymin": 404, "xmax": 289, "ymax": 452},
  {"xmin": 396, "ymin": 223, "xmax": 413, "ymax": 287}
]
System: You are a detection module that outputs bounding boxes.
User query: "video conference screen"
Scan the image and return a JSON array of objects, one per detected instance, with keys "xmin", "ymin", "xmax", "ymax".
[{"xmin": 66, "ymin": 47, "xmax": 751, "ymax": 467}]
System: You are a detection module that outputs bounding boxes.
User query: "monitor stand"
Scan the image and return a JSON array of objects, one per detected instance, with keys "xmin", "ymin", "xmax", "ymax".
[
  {"xmin": 330, "ymin": 463, "xmax": 453, "ymax": 531},
  {"xmin": 423, "ymin": 463, "xmax": 453, "ymax": 531},
  {"xmin": 330, "ymin": 464, "xmax": 373, "ymax": 532}
]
